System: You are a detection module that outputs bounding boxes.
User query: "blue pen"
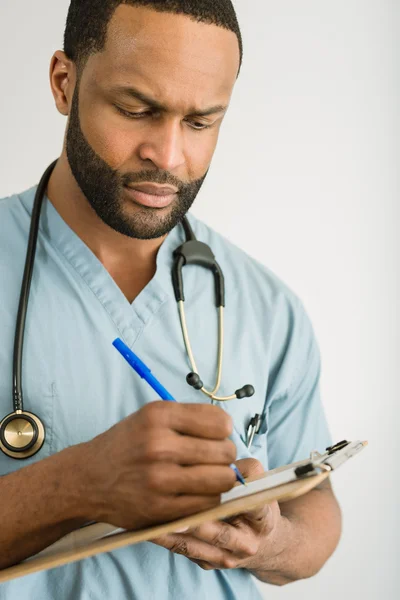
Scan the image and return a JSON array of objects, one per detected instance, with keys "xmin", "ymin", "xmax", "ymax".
[{"xmin": 113, "ymin": 338, "xmax": 246, "ymax": 486}]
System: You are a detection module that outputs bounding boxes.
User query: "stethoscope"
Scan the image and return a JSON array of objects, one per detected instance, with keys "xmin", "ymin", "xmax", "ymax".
[{"xmin": 0, "ymin": 161, "xmax": 259, "ymax": 460}]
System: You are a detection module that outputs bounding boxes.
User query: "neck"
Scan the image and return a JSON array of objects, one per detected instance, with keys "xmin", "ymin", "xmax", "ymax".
[{"xmin": 46, "ymin": 154, "xmax": 167, "ymax": 302}]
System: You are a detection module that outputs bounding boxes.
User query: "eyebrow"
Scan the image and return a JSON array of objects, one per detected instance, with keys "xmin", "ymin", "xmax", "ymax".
[{"xmin": 109, "ymin": 85, "xmax": 227, "ymax": 117}]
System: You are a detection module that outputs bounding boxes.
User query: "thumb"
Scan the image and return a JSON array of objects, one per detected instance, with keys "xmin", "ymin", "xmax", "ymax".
[{"xmin": 235, "ymin": 458, "xmax": 265, "ymax": 480}]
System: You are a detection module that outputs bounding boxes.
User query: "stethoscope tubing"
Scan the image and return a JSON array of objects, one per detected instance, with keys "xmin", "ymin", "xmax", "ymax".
[{"xmin": 12, "ymin": 160, "xmax": 58, "ymax": 413}]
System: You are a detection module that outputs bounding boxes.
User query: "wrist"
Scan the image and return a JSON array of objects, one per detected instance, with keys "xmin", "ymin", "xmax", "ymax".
[{"xmin": 54, "ymin": 442, "xmax": 100, "ymax": 525}]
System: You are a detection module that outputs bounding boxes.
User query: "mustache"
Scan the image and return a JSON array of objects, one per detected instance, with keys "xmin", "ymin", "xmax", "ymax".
[{"xmin": 120, "ymin": 169, "xmax": 184, "ymax": 190}]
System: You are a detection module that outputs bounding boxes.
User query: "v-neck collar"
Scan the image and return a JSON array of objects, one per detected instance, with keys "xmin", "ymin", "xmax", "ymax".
[{"xmin": 18, "ymin": 186, "xmax": 188, "ymax": 346}]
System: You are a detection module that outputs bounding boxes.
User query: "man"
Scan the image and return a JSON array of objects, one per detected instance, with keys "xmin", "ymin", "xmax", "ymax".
[{"xmin": 0, "ymin": 1, "xmax": 341, "ymax": 598}]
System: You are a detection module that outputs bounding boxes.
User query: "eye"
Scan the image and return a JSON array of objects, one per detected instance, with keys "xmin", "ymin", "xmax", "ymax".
[
  {"xmin": 115, "ymin": 106, "xmax": 152, "ymax": 119},
  {"xmin": 115, "ymin": 105, "xmax": 212, "ymax": 130},
  {"xmin": 186, "ymin": 119, "xmax": 212, "ymax": 131}
]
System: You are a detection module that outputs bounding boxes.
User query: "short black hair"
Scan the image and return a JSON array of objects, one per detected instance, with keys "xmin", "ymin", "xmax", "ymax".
[{"xmin": 64, "ymin": 0, "xmax": 243, "ymax": 72}]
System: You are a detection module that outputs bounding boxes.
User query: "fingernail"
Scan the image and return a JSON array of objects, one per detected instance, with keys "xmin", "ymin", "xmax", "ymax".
[{"xmin": 173, "ymin": 527, "xmax": 190, "ymax": 533}]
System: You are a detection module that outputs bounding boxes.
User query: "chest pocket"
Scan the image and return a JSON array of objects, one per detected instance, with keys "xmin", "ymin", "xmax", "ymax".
[
  {"xmin": 246, "ymin": 425, "xmax": 268, "ymax": 469},
  {"xmin": 233, "ymin": 423, "xmax": 269, "ymax": 470},
  {"xmin": 220, "ymin": 396, "xmax": 270, "ymax": 471}
]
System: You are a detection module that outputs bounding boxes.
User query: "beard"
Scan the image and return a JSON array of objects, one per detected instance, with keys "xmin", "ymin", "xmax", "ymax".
[{"xmin": 65, "ymin": 85, "xmax": 207, "ymax": 240}]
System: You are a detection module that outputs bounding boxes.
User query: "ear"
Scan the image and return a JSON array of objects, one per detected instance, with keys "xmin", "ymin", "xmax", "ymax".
[{"xmin": 49, "ymin": 50, "xmax": 76, "ymax": 116}]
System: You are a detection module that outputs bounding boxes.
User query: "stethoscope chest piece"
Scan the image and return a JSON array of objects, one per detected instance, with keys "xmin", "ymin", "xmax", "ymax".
[{"xmin": 0, "ymin": 411, "xmax": 45, "ymax": 459}]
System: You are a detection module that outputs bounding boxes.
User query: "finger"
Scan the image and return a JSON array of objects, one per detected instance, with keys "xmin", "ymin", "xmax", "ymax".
[
  {"xmin": 242, "ymin": 503, "xmax": 273, "ymax": 523},
  {"xmin": 245, "ymin": 501, "xmax": 281, "ymax": 530},
  {"xmin": 228, "ymin": 504, "xmax": 271, "ymax": 524},
  {"xmin": 147, "ymin": 463, "xmax": 237, "ymax": 495},
  {"xmin": 152, "ymin": 534, "xmax": 238, "ymax": 570},
  {"xmin": 188, "ymin": 521, "xmax": 259, "ymax": 558},
  {"xmin": 227, "ymin": 502, "xmax": 278, "ymax": 533},
  {"xmin": 244, "ymin": 500, "xmax": 280, "ymax": 523},
  {"xmin": 155, "ymin": 494, "xmax": 221, "ymax": 524},
  {"xmin": 167, "ymin": 403, "xmax": 233, "ymax": 440},
  {"xmin": 234, "ymin": 458, "xmax": 265, "ymax": 479},
  {"xmin": 188, "ymin": 558, "xmax": 218, "ymax": 571},
  {"xmin": 139, "ymin": 430, "xmax": 236, "ymax": 465},
  {"xmin": 172, "ymin": 433, "xmax": 237, "ymax": 466}
]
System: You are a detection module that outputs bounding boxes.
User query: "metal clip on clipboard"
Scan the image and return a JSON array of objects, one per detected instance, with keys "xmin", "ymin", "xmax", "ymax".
[
  {"xmin": 294, "ymin": 440, "xmax": 367, "ymax": 478},
  {"xmin": 220, "ymin": 438, "xmax": 367, "ymax": 505}
]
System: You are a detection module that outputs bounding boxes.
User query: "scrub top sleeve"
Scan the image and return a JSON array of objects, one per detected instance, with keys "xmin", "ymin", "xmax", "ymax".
[{"xmin": 266, "ymin": 298, "xmax": 333, "ymax": 470}]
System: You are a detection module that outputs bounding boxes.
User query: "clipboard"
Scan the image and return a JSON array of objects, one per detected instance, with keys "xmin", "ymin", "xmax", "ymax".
[{"xmin": 0, "ymin": 439, "xmax": 367, "ymax": 584}]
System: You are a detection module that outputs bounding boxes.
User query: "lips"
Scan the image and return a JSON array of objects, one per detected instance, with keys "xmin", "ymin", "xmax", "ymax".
[
  {"xmin": 124, "ymin": 184, "xmax": 177, "ymax": 209},
  {"xmin": 126, "ymin": 183, "xmax": 178, "ymax": 196}
]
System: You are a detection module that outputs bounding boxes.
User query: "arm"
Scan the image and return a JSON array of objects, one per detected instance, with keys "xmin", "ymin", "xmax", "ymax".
[
  {"xmin": 0, "ymin": 443, "xmax": 91, "ymax": 570},
  {"xmin": 0, "ymin": 402, "xmax": 238, "ymax": 570}
]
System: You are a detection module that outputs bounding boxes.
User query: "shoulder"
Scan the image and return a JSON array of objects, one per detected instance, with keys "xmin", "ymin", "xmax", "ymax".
[
  {"xmin": 0, "ymin": 187, "xmax": 36, "ymax": 239},
  {"xmin": 0, "ymin": 187, "xmax": 37, "ymax": 266},
  {"xmin": 186, "ymin": 212, "xmax": 307, "ymax": 323},
  {"xmin": 0, "ymin": 192, "xmax": 20, "ymax": 222}
]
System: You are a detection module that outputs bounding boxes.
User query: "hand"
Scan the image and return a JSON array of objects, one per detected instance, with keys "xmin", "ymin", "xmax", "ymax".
[
  {"xmin": 152, "ymin": 458, "xmax": 289, "ymax": 572},
  {"xmin": 81, "ymin": 402, "xmax": 237, "ymax": 530}
]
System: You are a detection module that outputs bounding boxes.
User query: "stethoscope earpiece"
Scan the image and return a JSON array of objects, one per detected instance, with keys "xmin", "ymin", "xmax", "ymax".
[
  {"xmin": 235, "ymin": 385, "xmax": 255, "ymax": 399},
  {"xmin": 186, "ymin": 372, "xmax": 255, "ymax": 401},
  {"xmin": 186, "ymin": 372, "xmax": 204, "ymax": 390},
  {"xmin": 0, "ymin": 411, "xmax": 45, "ymax": 459}
]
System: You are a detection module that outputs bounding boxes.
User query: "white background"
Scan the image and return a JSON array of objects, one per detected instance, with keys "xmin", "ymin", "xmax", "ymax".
[{"xmin": 0, "ymin": 1, "xmax": 398, "ymax": 598}]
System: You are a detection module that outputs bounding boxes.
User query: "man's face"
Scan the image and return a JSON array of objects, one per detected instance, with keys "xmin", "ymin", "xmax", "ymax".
[{"xmin": 65, "ymin": 5, "xmax": 240, "ymax": 240}]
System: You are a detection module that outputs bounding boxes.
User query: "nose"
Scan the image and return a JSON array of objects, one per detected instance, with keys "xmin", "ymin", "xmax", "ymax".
[{"xmin": 137, "ymin": 117, "xmax": 186, "ymax": 173}]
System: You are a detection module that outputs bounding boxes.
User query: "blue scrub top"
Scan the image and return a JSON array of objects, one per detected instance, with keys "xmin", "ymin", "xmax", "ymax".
[{"xmin": 0, "ymin": 186, "xmax": 332, "ymax": 599}]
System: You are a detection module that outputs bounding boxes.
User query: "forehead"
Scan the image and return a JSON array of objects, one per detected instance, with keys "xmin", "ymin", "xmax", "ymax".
[{"xmin": 85, "ymin": 4, "xmax": 240, "ymax": 107}]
